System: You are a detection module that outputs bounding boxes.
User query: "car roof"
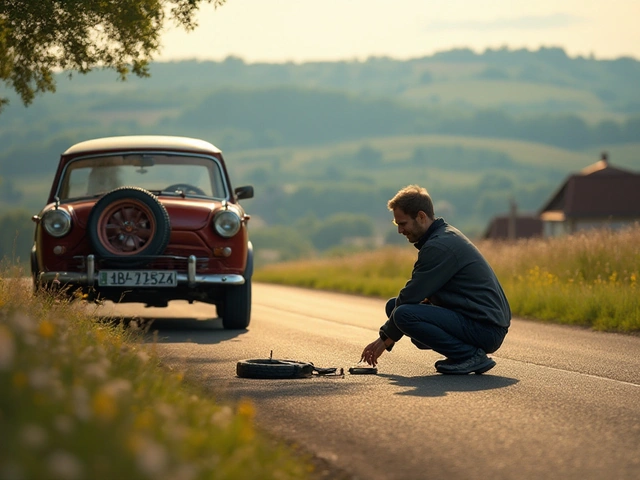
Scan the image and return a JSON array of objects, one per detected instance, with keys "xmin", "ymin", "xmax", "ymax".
[{"xmin": 63, "ymin": 135, "xmax": 221, "ymax": 156}]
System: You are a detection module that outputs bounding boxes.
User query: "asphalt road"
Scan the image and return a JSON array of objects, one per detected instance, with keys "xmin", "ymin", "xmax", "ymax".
[{"xmin": 102, "ymin": 283, "xmax": 640, "ymax": 480}]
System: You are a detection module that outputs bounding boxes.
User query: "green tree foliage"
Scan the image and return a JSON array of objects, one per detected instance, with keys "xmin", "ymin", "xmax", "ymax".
[
  {"xmin": 355, "ymin": 145, "xmax": 383, "ymax": 166},
  {"xmin": 311, "ymin": 213, "xmax": 375, "ymax": 251},
  {"xmin": 0, "ymin": 176, "xmax": 23, "ymax": 204},
  {"xmin": 249, "ymin": 226, "xmax": 315, "ymax": 264},
  {"xmin": 0, "ymin": 0, "xmax": 225, "ymax": 112}
]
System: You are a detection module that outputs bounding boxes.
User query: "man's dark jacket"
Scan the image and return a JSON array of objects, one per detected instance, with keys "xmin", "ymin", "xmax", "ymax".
[{"xmin": 381, "ymin": 218, "xmax": 511, "ymax": 342}]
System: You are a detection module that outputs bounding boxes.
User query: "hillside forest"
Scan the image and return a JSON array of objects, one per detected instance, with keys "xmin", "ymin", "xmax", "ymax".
[{"xmin": 1, "ymin": 46, "xmax": 639, "ymax": 265}]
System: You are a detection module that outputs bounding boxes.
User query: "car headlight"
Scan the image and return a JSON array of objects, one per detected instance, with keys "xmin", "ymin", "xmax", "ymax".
[
  {"xmin": 42, "ymin": 209, "xmax": 72, "ymax": 238},
  {"xmin": 213, "ymin": 210, "xmax": 241, "ymax": 238}
]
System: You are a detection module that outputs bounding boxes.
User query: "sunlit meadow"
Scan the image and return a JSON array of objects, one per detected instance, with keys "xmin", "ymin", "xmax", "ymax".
[
  {"xmin": 255, "ymin": 225, "xmax": 640, "ymax": 333},
  {"xmin": 0, "ymin": 267, "xmax": 311, "ymax": 480}
]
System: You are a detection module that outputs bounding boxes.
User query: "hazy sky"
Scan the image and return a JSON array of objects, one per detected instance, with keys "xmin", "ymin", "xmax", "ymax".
[{"xmin": 157, "ymin": 0, "xmax": 640, "ymax": 63}]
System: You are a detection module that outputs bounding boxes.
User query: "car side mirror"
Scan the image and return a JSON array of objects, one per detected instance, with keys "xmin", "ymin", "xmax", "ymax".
[{"xmin": 235, "ymin": 185, "xmax": 254, "ymax": 200}]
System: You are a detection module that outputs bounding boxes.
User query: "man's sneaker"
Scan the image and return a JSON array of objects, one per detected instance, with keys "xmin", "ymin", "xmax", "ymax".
[
  {"xmin": 434, "ymin": 358, "xmax": 455, "ymax": 369},
  {"xmin": 435, "ymin": 349, "xmax": 496, "ymax": 375}
]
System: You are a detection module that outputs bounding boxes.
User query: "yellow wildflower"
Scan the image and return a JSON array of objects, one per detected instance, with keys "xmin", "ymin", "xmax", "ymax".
[
  {"xmin": 38, "ymin": 320, "xmax": 55, "ymax": 339},
  {"xmin": 134, "ymin": 411, "xmax": 155, "ymax": 431},
  {"xmin": 92, "ymin": 390, "xmax": 117, "ymax": 422},
  {"xmin": 127, "ymin": 433, "xmax": 144, "ymax": 454},
  {"xmin": 237, "ymin": 398, "xmax": 255, "ymax": 420}
]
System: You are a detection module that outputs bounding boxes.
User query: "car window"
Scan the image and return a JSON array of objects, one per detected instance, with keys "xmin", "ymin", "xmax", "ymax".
[{"xmin": 59, "ymin": 154, "xmax": 227, "ymax": 200}]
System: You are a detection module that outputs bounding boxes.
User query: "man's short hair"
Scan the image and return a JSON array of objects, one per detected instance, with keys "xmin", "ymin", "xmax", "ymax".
[{"xmin": 387, "ymin": 185, "xmax": 435, "ymax": 220}]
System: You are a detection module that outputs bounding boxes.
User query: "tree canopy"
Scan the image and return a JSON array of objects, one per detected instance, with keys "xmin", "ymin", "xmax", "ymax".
[{"xmin": 0, "ymin": 0, "xmax": 225, "ymax": 112}]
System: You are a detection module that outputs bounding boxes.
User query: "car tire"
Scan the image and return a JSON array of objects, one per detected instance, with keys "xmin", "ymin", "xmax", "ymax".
[
  {"xmin": 87, "ymin": 187, "xmax": 171, "ymax": 267},
  {"xmin": 236, "ymin": 358, "xmax": 314, "ymax": 379},
  {"xmin": 221, "ymin": 279, "xmax": 252, "ymax": 329}
]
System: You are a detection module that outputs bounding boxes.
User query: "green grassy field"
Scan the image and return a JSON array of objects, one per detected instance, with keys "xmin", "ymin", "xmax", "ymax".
[
  {"xmin": 0, "ymin": 271, "xmax": 313, "ymax": 480},
  {"xmin": 230, "ymin": 134, "xmax": 598, "ymax": 173},
  {"xmin": 255, "ymin": 225, "xmax": 640, "ymax": 333},
  {"xmin": 401, "ymin": 80, "xmax": 606, "ymax": 110}
]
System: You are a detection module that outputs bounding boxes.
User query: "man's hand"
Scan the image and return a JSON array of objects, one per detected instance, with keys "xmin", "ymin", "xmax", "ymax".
[{"xmin": 361, "ymin": 338, "xmax": 392, "ymax": 367}]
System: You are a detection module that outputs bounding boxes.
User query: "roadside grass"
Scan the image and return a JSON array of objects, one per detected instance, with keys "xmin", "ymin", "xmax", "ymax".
[
  {"xmin": 0, "ymin": 266, "xmax": 312, "ymax": 480},
  {"xmin": 255, "ymin": 225, "xmax": 640, "ymax": 333}
]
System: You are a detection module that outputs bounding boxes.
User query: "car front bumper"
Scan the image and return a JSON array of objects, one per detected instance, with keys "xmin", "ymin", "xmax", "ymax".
[{"xmin": 37, "ymin": 254, "xmax": 246, "ymax": 287}]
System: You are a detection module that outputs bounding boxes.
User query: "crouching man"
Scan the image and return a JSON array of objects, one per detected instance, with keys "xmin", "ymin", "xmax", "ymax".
[{"xmin": 361, "ymin": 185, "xmax": 511, "ymax": 374}]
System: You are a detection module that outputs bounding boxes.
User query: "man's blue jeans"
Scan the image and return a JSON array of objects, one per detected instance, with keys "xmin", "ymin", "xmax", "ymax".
[{"xmin": 385, "ymin": 298, "xmax": 507, "ymax": 360}]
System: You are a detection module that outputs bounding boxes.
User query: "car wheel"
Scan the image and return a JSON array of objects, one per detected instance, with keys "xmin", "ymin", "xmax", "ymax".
[
  {"xmin": 87, "ymin": 187, "xmax": 171, "ymax": 267},
  {"xmin": 220, "ymin": 279, "xmax": 252, "ymax": 329},
  {"xmin": 236, "ymin": 358, "xmax": 314, "ymax": 379}
]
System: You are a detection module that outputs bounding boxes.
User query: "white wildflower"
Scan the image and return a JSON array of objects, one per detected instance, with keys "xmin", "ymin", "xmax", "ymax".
[
  {"xmin": 155, "ymin": 402, "xmax": 176, "ymax": 422},
  {"xmin": 0, "ymin": 325, "xmax": 15, "ymax": 370},
  {"xmin": 19, "ymin": 424, "xmax": 48, "ymax": 449},
  {"xmin": 10, "ymin": 313, "xmax": 35, "ymax": 332},
  {"xmin": 102, "ymin": 378, "xmax": 132, "ymax": 398},
  {"xmin": 211, "ymin": 406, "xmax": 233, "ymax": 428},
  {"xmin": 83, "ymin": 358, "xmax": 110, "ymax": 381},
  {"xmin": 47, "ymin": 450, "xmax": 84, "ymax": 480},
  {"xmin": 28, "ymin": 368, "xmax": 53, "ymax": 390},
  {"xmin": 54, "ymin": 342, "xmax": 70, "ymax": 357},
  {"xmin": 71, "ymin": 385, "xmax": 91, "ymax": 421},
  {"xmin": 79, "ymin": 346, "xmax": 94, "ymax": 360},
  {"xmin": 136, "ymin": 349, "xmax": 150, "ymax": 364},
  {"xmin": 50, "ymin": 378, "xmax": 66, "ymax": 400},
  {"xmin": 166, "ymin": 464, "xmax": 199, "ymax": 480},
  {"xmin": 136, "ymin": 438, "xmax": 168, "ymax": 477},
  {"xmin": 53, "ymin": 415, "xmax": 74, "ymax": 435}
]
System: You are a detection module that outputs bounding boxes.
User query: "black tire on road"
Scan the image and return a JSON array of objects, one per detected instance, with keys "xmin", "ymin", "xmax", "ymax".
[
  {"xmin": 221, "ymin": 279, "xmax": 252, "ymax": 329},
  {"xmin": 236, "ymin": 359, "xmax": 314, "ymax": 379}
]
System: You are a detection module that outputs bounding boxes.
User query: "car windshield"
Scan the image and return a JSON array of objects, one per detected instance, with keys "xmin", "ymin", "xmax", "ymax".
[{"xmin": 58, "ymin": 154, "xmax": 227, "ymax": 200}]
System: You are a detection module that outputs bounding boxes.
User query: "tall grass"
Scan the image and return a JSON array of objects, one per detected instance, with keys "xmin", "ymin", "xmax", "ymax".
[
  {"xmin": 255, "ymin": 225, "xmax": 640, "ymax": 333},
  {"xmin": 481, "ymin": 226, "xmax": 640, "ymax": 331},
  {"xmin": 0, "ymin": 267, "xmax": 311, "ymax": 480}
]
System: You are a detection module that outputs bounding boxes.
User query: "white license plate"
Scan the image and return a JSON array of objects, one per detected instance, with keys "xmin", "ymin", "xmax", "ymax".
[{"xmin": 98, "ymin": 270, "xmax": 177, "ymax": 287}]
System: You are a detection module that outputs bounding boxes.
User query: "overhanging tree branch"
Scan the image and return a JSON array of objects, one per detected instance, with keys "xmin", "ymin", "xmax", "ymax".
[{"xmin": 0, "ymin": 0, "xmax": 226, "ymax": 113}]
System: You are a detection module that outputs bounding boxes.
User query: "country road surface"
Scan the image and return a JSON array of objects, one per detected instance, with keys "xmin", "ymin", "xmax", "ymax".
[{"xmin": 101, "ymin": 283, "xmax": 640, "ymax": 480}]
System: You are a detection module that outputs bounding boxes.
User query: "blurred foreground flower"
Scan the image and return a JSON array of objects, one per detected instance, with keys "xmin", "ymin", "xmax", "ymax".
[
  {"xmin": 0, "ymin": 325, "xmax": 15, "ymax": 370},
  {"xmin": 47, "ymin": 450, "xmax": 84, "ymax": 480},
  {"xmin": 38, "ymin": 319, "xmax": 55, "ymax": 338}
]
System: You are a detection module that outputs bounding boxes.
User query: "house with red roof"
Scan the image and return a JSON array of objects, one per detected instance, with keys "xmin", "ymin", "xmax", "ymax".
[
  {"xmin": 483, "ymin": 152, "xmax": 640, "ymax": 240},
  {"xmin": 538, "ymin": 152, "xmax": 640, "ymax": 237}
]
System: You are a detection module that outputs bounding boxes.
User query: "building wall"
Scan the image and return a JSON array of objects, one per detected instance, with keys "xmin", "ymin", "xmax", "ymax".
[{"xmin": 543, "ymin": 218, "xmax": 640, "ymax": 237}]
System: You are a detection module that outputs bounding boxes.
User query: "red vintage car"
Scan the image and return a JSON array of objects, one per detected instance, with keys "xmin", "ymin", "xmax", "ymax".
[{"xmin": 31, "ymin": 135, "xmax": 254, "ymax": 329}]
